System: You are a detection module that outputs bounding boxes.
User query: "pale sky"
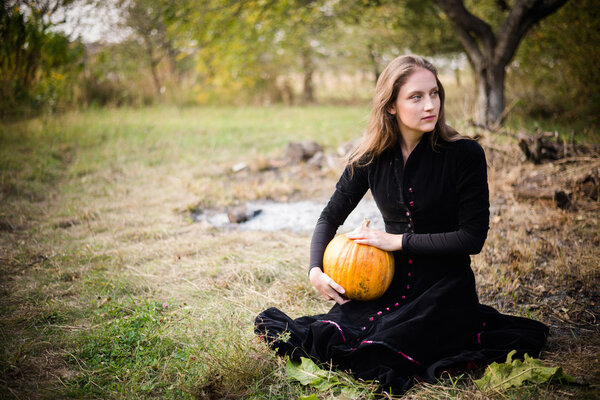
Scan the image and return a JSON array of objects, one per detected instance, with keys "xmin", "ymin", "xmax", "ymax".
[{"xmin": 54, "ymin": 1, "xmax": 131, "ymax": 44}]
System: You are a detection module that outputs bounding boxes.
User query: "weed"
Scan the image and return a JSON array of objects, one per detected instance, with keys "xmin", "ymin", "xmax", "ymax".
[{"xmin": 66, "ymin": 299, "xmax": 197, "ymax": 398}]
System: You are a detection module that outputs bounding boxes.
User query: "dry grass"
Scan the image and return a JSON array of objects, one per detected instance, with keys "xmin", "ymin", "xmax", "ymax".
[{"xmin": 0, "ymin": 106, "xmax": 598, "ymax": 399}]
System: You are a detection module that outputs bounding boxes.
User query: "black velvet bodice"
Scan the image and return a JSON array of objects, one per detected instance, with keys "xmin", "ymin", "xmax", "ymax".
[{"xmin": 310, "ymin": 133, "xmax": 490, "ymax": 271}]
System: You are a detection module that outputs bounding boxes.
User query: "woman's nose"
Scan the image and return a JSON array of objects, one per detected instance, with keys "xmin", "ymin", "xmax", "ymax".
[{"xmin": 424, "ymin": 96, "xmax": 434, "ymax": 110}]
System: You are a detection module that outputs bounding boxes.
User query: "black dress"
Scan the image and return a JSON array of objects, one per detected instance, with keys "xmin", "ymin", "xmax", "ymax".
[{"xmin": 255, "ymin": 134, "xmax": 549, "ymax": 395}]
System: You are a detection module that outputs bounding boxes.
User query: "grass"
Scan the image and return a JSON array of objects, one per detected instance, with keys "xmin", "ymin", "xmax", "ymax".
[{"xmin": 0, "ymin": 105, "xmax": 599, "ymax": 399}]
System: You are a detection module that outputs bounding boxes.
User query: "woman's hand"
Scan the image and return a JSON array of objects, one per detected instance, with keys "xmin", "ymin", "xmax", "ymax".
[
  {"xmin": 309, "ymin": 268, "xmax": 350, "ymax": 305},
  {"xmin": 345, "ymin": 221, "xmax": 403, "ymax": 252}
]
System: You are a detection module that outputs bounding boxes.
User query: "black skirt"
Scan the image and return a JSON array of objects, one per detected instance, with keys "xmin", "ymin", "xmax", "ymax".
[{"xmin": 254, "ymin": 255, "xmax": 549, "ymax": 395}]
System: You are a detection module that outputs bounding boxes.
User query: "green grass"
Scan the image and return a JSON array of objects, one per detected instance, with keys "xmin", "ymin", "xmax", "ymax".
[
  {"xmin": 0, "ymin": 105, "xmax": 374, "ymax": 399},
  {"xmin": 0, "ymin": 105, "xmax": 598, "ymax": 399}
]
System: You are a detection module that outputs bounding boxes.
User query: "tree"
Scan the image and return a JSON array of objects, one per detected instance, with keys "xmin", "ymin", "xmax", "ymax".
[
  {"xmin": 433, "ymin": 0, "xmax": 569, "ymax": 127},
  {"xmin": 0, "ymin": 0, "xmax": 80, "ymax": 115},
  {"xmin": 118, "ymin": 0, "xmax": 182, "ymax": 97}
]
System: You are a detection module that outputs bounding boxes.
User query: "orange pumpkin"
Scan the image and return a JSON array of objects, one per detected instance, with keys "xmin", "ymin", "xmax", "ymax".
[{"xmin": 323, "ymin": 219, "xmax": 395, "ymax": 301}]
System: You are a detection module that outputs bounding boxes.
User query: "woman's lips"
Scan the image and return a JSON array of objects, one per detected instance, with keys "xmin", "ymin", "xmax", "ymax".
[{"xmin": 422, "ymin": 115, "xmax": 436, "ymax": 121}]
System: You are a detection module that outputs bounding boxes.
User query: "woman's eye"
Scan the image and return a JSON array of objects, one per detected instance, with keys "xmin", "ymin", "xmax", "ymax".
[
  {"xmin": 431, "ymin": 90, "xmax": 439, "ymax": 97},
  {"xmin": 411, "ymin": 95, "xmax": 421, "ymax": 100}
]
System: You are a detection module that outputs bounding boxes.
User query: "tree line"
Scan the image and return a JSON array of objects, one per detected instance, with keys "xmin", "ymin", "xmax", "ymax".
[{"xmin": 1, "ymin": 0, "xmax": 598, "ymax": 128}]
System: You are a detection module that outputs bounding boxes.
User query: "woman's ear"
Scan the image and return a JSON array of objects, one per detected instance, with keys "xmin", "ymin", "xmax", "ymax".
[{"xmin": 388, "ymin": 107, "xmax": 396, "ymax": 115}]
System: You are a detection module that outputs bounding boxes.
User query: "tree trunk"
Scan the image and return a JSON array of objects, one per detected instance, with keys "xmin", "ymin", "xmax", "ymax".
[
  {"xmin": 144, "ymin": 36, "xmax": 163, "ymax": 97},
  {"xmin": 487, "ymin": 66, "xmax": 505, "ymax": 125},
  {"xmin": 301, "ymin": 49, "xmax": 315, "ymax": 103},
  {"xmin": 367, "ymin": 42, "xmax": 380, "ymax": 85},
  {"xmin": 433, "ymin": 0, "xmax": 569, "ymax": 128},
  {"xmin": 477, "ymin": 64, "xmax": 506, "ymax": 126}
]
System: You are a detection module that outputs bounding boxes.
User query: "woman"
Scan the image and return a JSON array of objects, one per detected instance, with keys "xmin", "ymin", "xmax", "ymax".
[{"xmin": 255, "ymin": 55, "xmax": 548, "ymax": 395}]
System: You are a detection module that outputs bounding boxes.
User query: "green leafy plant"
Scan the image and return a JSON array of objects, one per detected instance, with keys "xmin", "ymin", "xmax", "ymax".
[
  {"xmin": 286, "ymin": 357, "xmax": 375, "ymax": 399},
  {"xmin": 474, "ymin": 350, "xmax": 576, "ymax": 391}
]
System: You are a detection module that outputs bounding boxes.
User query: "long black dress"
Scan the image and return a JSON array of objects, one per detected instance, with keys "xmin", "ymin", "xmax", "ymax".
[{"xmin": 255, "ymin": 134, "xmax": 549, "ymax": 394}]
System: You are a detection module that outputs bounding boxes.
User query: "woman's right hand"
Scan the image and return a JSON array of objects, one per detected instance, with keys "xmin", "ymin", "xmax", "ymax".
[{"xmin": 309, "ymin": 268, "xmax": 350, "ymax": 305}]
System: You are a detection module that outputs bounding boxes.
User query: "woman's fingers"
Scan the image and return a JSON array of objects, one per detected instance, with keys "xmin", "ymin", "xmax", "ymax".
[
  {"xmin": 330, "ymin": 292, "xmax": 351, "ymax": 305},
  {"xmin": 321, "ymin": 274, "xmax": 349, "ymax": 305},
  {"xmin": 346, "ymin": 229, "xmax": 403, "ymax": 252},
  {"xmin": 346, "ymin": 229, "xmax": 374, "ymax": 245},
  {"xmin": 309, "ymin": 269, "xmax": 350, "ymax": 305},
  {"xmin": 328, "ymin": 278, "xmax": 346, "ymax": 295}
]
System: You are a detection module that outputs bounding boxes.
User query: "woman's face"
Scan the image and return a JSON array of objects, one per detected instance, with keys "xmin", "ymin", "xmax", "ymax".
[{"xmin": 390, "ymin": 68, "xmax": 440, "ymax": 138}]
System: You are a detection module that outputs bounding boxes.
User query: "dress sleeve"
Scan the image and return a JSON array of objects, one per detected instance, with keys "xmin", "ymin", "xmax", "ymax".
[
  {"xmin": 402, "ymin": 141, "xmax": 490, "ymax": 255},
  {"xmin": 309, "ymin": 164, "xmax": 369, "ymax": 272}
]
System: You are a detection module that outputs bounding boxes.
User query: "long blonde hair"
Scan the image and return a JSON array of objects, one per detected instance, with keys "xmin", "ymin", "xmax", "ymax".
[{"xmin": 349, "ymin": 55, "xmax": 463, "ymax": 167}]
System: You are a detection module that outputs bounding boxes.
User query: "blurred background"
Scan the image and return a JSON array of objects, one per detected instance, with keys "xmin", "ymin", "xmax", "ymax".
[{"xmin": 1, "ymin": 0, "xmax": 598, "ymax": 131}]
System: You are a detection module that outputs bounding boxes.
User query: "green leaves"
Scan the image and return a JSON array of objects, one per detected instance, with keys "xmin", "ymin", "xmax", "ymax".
[
  {"xmin": 474, "ymin": 350, "xmax": 576, "ymax": 391},
  {"xmin": 286, "ymin": 357, "xmax": 366, "ymax": 399},
  {"xmin": 286, "ymin": 357, "xmax": 340, "ymax": 391}
]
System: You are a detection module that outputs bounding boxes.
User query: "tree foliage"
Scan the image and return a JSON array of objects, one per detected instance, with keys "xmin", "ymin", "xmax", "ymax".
[
  {"xmin": 1, "ymin": 0, "xmax": 596, "ymax": 129},
  {"xmin": 0, "ymin": 0, "xmax": 84, "ymax": 116},
  {"xmin": 509, "ymin": 0, "xmax": 600, "ymax": 126}
]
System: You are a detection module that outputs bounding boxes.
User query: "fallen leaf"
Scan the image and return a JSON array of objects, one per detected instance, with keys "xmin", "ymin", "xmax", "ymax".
[
  {"xmin": 286, "ymin": 357, "xmax": 341, "ymax": 392},
  {"xmin": 475, "ymin": 350, "xmax": 576, "ymax": 390}
]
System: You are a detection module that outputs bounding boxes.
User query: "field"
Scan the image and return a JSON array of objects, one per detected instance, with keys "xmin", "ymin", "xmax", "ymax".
[{"xmin": 0, "ymin": 105, "xmax": 599, "ymax": 399}]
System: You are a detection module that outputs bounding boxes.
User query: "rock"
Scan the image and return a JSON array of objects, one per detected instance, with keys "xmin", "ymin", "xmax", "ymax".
[
  {"xmin": 337, "ymin": 139, "xmax": 359, "ymax": 157},
  {"xmin": 227, "ymin": 205, "xmax": 262, "ymax": 223},
  {"xmin": 285, "ymin": 141, "xmax": 323, "ymax": 164},
  {"xmin": 251, "ymin": 155, "xmax": 272, "ymax": 172},
  {"xmin": 307, "ymin": 151, "xmax": 325, "ymax": 169},
  {"xmin": 232, "ymin": 163, "xmax": 249, "ymax": 173}
]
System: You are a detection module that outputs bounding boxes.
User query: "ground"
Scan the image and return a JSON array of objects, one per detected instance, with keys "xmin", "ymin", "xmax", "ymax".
[{"xmin": 0, "ymin": 106, "xmax": 598, "ymax": 399}]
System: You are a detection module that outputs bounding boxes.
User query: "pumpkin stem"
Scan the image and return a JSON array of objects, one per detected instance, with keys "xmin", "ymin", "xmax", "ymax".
[{"xmin": 361, "ymin": 218, "xmax": 371, "ymax": 228}]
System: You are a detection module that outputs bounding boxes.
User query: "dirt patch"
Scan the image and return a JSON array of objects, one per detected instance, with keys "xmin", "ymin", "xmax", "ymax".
[{"xmin": 191, "ymin": 198, "xmax": 384, "ymax": 233}]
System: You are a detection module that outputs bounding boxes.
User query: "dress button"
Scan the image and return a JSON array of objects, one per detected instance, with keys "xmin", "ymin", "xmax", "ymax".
[
  {"xmin": 377, "ymin": 311, "xmax": 383, "ymax": 315},
  {"xmin": 409, "ymin": 187, "xmax": 413, "ymax": 192},
  {"xmin": 407, "ymin": 272, "xmax": 411, "ymax": 277},
  {"xmin": 402, "ymin": 295, "xmax": 406, "ymax": 299},
  {"xmin": 370, "ymin": 317, "xmax": 374, "ymax": 321},
  {"xmin": 394, "ymin": 302, "xmax": 399, "ymax": 306},
  {"xmin": 408, "ymin": 259, "xmax": 413, "ymax": 264},
  {"xmin": 409, "ymin": 201, "xmax": 414, "ymax": 206},
  {"xmin": 406, "ymin": 284, "xmax": 410, "ymax": 289},
  {"xmin": 362, "ymin": 326, "xmax": 366, "ymax": 331},
  {"xmin": 406, "ymin": 211, "xmax": 410, "ymax": 216},
  {"xmin": 386, "ymin": 307, "xmax": 390, "ymax": 311},
  {"xmin": 407, "ymin": 223, "xmax": 411, "ymax": 228}
]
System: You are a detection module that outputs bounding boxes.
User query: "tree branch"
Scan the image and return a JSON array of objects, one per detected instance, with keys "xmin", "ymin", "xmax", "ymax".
[
  {"xmin": 495, "ymin": 0, "xmax": 569, "ymax": 65},
  {"xmin": 433, "ymin": 0, "xmax": 495, "ymax": 65}
]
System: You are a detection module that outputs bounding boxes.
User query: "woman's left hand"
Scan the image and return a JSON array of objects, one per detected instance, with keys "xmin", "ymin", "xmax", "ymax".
[{"xmin": 345, "ymin": 223, "xmax": 403, "ymax": 252}]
